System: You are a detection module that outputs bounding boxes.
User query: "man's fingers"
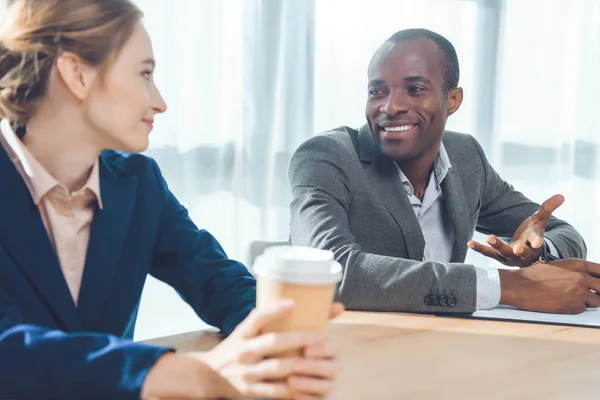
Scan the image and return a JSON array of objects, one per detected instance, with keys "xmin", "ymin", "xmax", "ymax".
[
  {"xmin": 526, "ymin": 231, "xmax": 545, "ymax": 250},
  {"xmin": 512, "ymin": 243, "xmax": 535, "ymax": 261},
  {"xmin": 534, "ymin": 194, "xmax": 564, "ymax": 226},
  {"xmin": 236, "ymin": 301, "xmax": 294, "ymax": 338},
  {"xmin": 584, "ymin": 274, "xmax": 600, "ymax": 294},
  {"xmin": 485, "ymin": 235, "xmax": 515, "ymax": 258},
  {"xmin": 467, "ymin": 240, "xmax": 506, "ymax": 262},
  {"xmin": 585, "ymin": 261, "xmax": 600, "ymax": 278},
  {"xmin": 585, "ymin": 291, "xmax": 600, "ymax": 308}
]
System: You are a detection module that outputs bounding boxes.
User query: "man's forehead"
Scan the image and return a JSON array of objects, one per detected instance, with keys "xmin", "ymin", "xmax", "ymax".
[{"xmin": 368, "ymin": 38, "xmax": 444, "ymax": 80}]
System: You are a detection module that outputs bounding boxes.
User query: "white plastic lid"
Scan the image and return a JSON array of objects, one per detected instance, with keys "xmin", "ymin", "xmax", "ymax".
[{"xmin": 253, "ymin": 245, "xmax": 342, "ymax": 285}]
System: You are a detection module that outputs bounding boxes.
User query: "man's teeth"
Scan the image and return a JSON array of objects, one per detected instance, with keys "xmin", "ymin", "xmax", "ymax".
[{"xmin": 383, "ymin": 125, "xmax": 415, "ymax": 132}]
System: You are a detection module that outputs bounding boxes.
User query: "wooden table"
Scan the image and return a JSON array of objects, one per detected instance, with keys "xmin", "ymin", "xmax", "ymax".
[{"xmin": 145, "ymin": 311, "xmax": 600, "ymax": 399}]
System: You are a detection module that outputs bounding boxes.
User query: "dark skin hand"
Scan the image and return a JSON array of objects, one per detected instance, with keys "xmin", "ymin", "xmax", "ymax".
[
  {"xmin": 467, "ymin": 194, "xmax": 565, "ymax": 267},
  {"xmin": 499, "ymin": 259, "xmax": 600, "ymax": 313}
]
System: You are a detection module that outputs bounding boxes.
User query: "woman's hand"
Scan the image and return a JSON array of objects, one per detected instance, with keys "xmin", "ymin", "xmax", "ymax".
[
  {"xmin": 200, "ymin": 300, "xmax": 343, "ymax": 399},
  {"xmin": 142, "ymin": 301, "xmax": 344, "ymax": 399}
]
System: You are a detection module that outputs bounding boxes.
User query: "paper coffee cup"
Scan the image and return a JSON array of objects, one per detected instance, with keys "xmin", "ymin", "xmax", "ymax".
[{"xmin": 253, "ymin": 246, "xmax": 342, "ymax": 356}]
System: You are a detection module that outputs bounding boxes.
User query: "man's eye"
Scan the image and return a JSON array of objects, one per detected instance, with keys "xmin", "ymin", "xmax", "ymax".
[{"xmin": 408, "ymin": 86, "xmax": 425, "ymax": 93}]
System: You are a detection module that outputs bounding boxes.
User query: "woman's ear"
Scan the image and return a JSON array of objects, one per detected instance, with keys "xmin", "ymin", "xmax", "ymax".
[{"xmin": 55, "ymin": 52, "xmax": 98, "ymax": 101}]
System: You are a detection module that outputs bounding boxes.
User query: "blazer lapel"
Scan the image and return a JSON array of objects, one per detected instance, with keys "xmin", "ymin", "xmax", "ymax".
[
  {"xmin": 77, "ymin": 155, "xmax": 138, "ymax": 331},
  {"xmin": 0, "ymin": 146, "xmax": 80, "ymax": 330},
  {"xmin": 441, "ymin": 167, "xmax": 470, "ymax": 262},
  {"xmin": 357, "ymin": 125, "xmax": 425, "ymax": 260}
]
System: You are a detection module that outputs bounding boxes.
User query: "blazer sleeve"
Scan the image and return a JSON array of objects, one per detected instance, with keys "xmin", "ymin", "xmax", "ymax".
[
  {"xmin": 0, "ymin": 284, "xmax": 171, "ymax": 399},
  {"xmin": 289, "ymin": 135, "xmax": 478, "ymax": 313},
  {"xmin": 470, "ymin": 135, "xmax": 587, "ymax": 259},
  {"xmin": 147, "ymin": 159, "xmax": 256, "ymax": 336}
]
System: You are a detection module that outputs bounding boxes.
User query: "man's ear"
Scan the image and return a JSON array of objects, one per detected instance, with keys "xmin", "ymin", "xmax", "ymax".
[
  {"xmin": 55, "ymin": 52, "xmax": 98, "ymax": 101},
  {"xmin": 446, "ymin": 87, "xmax": 463, "ymax": 117}
]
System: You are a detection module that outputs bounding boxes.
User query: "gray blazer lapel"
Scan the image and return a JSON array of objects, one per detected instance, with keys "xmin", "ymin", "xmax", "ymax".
[
  {"xmin": 441, "ymin": 167, "xmax": 470, "ymax": 262},
  {"xmin": 357, "ymin": 125, "xmax": 425, "ymax": 260}
]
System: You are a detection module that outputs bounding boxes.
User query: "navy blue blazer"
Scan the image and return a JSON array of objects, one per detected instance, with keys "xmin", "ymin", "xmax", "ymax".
[{"xmin": 0, "ymin": 147, "xmax": 256, "ymax": 399}]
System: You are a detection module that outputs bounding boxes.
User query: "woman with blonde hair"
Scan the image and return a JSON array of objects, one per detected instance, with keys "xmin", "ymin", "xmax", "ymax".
[{"xmin": 0, "ymin": 0, "xmax": 341, "ymax": 398}]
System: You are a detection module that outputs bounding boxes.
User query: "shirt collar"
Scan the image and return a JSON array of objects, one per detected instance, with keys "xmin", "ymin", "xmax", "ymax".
[
  {"xmin": 433, "ymin": 143, "xmax": 452, "ymax": 184},
  {"xmin": 0, "ymin": 119, "xmax": 103, "ymax": 208},
  {"xmin": 397, "ymin": 143, "xmax": 452, "ymax": 188},
  {"xmin": 84, "ymin": 160, "xmax": 103, "ymax": 209}
]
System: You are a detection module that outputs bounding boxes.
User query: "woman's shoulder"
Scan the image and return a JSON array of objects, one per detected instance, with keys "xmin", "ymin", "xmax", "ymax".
[
  {"xmin": 99, "ymin": 150, "xmax": 168, "ymax": 197},
  {"xmin": 99, "ymin": 150, "xmax": 159, "ymax": 177}
]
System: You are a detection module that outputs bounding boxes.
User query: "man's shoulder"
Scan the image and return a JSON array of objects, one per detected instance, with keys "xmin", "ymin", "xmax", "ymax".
[
  {"xmin": 441, "ymin": 131, "xmax": 484, "ymax": 164},
  {"xmin": 319, "ymin": 125, "xmax": 359, "ymax": 141},
  {"xmin": 296, "ymin": 126, "xmax": 360, "ymax": 158},
  {"xmin": 441, "ymin": 130, "xmax": 476, "ymax": 148},
  {"xmin": 289, "ymin": 126, "xmax": 364, "ymax": 185}
]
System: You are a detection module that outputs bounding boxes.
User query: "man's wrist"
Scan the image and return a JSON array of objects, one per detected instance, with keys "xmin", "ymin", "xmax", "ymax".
[{"xmin": 498, "ymin": 269, "xmax": 523, "ymax": 307}]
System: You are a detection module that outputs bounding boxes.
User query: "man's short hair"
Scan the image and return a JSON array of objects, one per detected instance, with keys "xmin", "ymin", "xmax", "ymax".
[{"xmin": 388, "ymin": 28, "xmax": 459, "ymax": 94}]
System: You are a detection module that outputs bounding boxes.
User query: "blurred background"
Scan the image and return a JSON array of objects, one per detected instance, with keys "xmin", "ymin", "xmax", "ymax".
[
  {"xmin": 6, "ymin": 1, "xmax": 599, "ymax": 340},
  {"xmin": 135, "ymin": 0, "xmax": 600, "ymax": 340}
]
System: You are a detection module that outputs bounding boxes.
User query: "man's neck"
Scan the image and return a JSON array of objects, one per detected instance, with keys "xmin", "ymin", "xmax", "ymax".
[{"xmin": 395, "ymin": 145, "xmax": 440, "ymax": 201}]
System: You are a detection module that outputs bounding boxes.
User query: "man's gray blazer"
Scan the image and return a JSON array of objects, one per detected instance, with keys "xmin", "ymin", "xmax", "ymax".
[{"xmin": 288, "ymin": 125, "xmax": 586, "ymax": 313}]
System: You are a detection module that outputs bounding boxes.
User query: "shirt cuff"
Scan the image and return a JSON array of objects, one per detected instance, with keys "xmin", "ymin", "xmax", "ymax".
[
  {"xmin": 474, "ymin": 266, "xmax": 501, "ymax": 310},
  {"xmin": 544, "ymin": 238, "xmax": 560, "ymax": 258}
]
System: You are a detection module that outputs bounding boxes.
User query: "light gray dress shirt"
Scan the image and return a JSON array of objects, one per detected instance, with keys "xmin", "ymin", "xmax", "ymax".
[{"xmin": 395, "ymin": 145, "xmax": 499, "ymax": 309}]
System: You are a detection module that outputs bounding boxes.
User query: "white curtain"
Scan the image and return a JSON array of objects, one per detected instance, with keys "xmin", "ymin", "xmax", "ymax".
[
  {"xmin": 491, "ymin": 0, "xmax": 600, "ymax": 261},
  {"xmin": 135, "ymin": 0, "xmax": 599, "ymax": 340},
  {"xmin": 134, "ymin": 0, "xmax": 315, "ymax": 340},
  {"xmin": 1, "ymin": 1, "xmax": 591, "ymax": 340}
]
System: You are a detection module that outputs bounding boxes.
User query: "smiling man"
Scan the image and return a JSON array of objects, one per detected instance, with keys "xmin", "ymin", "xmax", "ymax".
[{"xmin": 288, "ymin": 29, "xmax": 600, "ymax": 314}]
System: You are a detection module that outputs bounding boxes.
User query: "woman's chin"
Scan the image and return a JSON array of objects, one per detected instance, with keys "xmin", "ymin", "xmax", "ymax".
[{"xmin": 111, "ymin": 137, "xmax": 149, "ymax": 154}]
